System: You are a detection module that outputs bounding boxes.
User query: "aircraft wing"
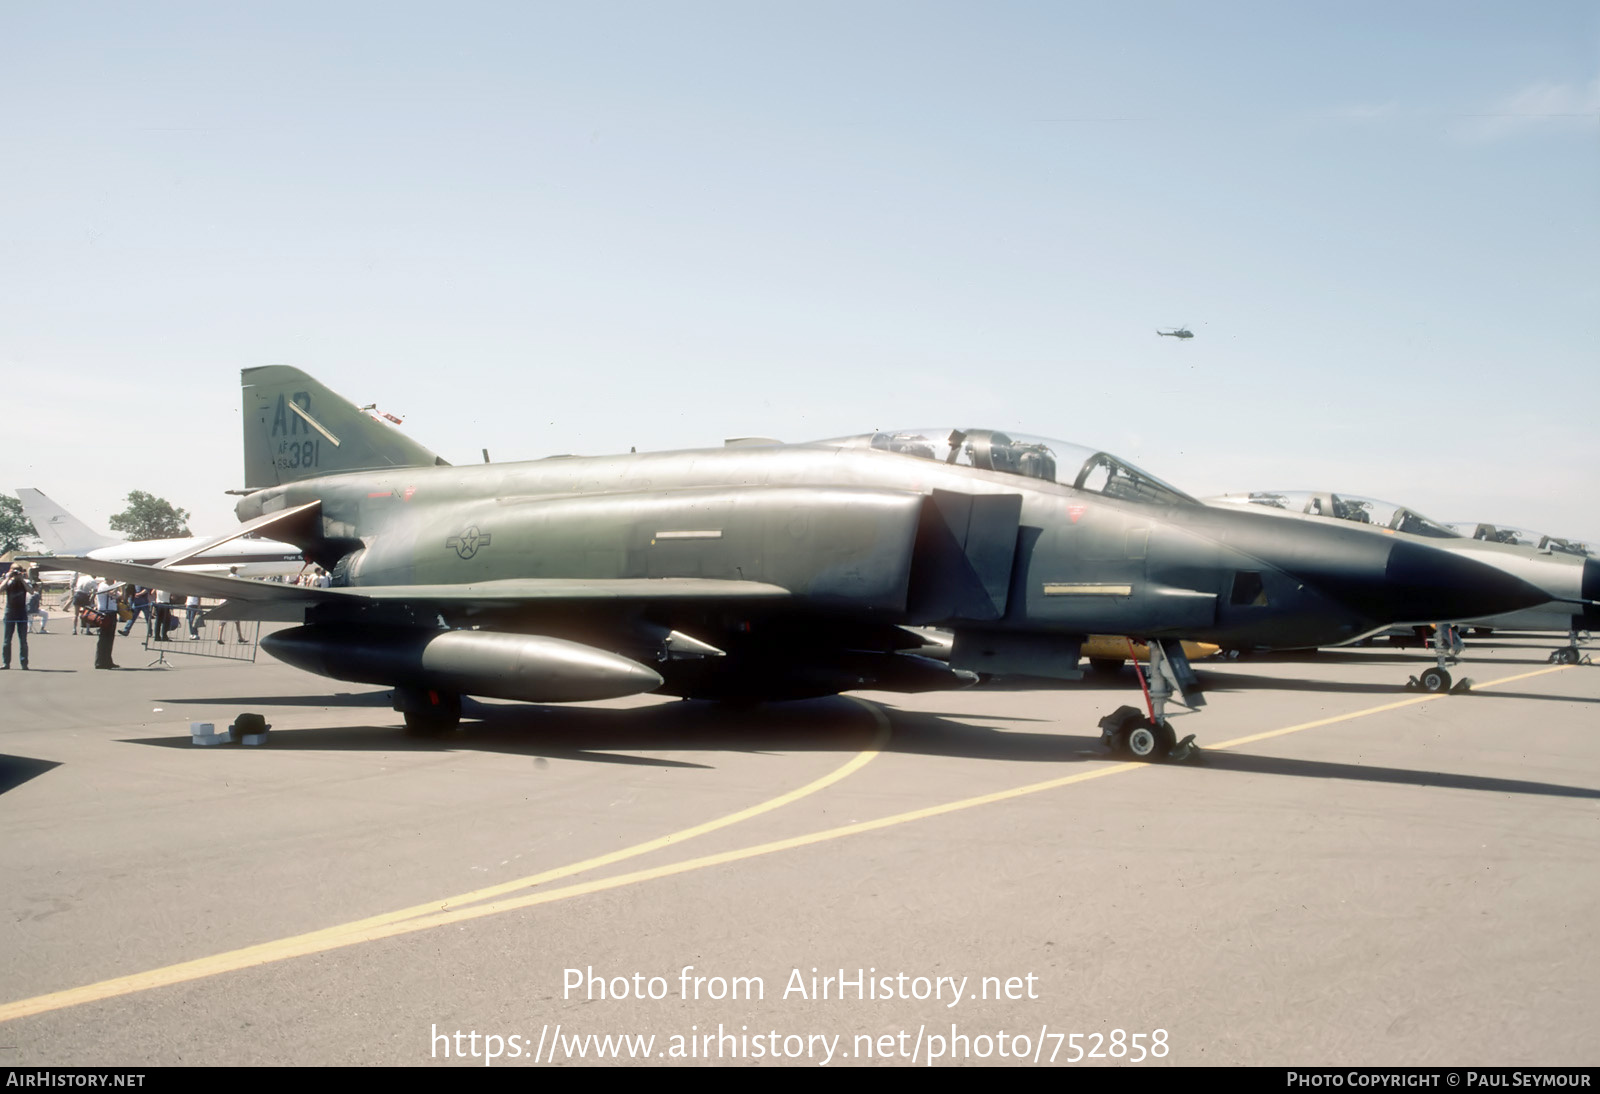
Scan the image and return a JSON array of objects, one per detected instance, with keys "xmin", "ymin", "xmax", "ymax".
[
  {"xmin": 47, "ymin": 556, "xmax": 790, "ymax": 617},
  {"xmin": 45, "ymin": 557, "xmax": 334, "ymax": 603},
  {"xmin": 348, "ymin": 578, "xmax": 791, "ymax": 603},
  {"xmin": 206, "ymin": 578, "xmax": 790, "ymax": 621}
]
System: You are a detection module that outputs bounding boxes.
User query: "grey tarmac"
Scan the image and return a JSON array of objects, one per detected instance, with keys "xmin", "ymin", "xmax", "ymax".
[{"xmin": 1, "ymin": 629, "xmax": 1596, "ymax": 1066}]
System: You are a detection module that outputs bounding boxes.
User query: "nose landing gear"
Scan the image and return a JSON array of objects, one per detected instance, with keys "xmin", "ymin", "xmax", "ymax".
[
  {"xmin": 1098, "ymin": 638, "xmax": 1202, "ymax": 763},
  {"xmin": 1408, "ymin": 625, "xmax": 1473, "ymax": 694},
  {"xmin": 1548, "ymin": 629, "xmax": 1592, "ymax": 666}
]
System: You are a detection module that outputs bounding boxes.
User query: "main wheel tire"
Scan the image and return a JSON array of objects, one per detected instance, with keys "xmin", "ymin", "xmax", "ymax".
[
  {"xmin": 1419, "ymin": 667, "xmax": 1451, "ymax": 693},
  {"xmin": 1553, "ymin": 648, "xmax": 1579, "ymax": 665}
]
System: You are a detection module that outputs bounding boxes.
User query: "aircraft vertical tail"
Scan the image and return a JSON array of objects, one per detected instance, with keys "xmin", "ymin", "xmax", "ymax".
[
  {"xmin": 242, "ymin": 366, "xmax": 450, "ymax": 489},
  {"xmin": 13, "ymin": 488, "xmax": 119, "ymax": 554}
]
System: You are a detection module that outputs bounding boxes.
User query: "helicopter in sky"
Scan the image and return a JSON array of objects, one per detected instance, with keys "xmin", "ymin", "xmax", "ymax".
[{"xmin": 1157, "ymin": 326, "xmax": 1194, "ymax": 339}]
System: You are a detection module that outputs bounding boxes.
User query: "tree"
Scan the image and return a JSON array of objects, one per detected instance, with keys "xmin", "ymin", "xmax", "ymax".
[
  {"xmin": 108, "ymin": 491, "xmax": 192, "ymax": 541},
  {"xmin": 0, "ymin": 493, "xmax": 38, "ymax": 554}
]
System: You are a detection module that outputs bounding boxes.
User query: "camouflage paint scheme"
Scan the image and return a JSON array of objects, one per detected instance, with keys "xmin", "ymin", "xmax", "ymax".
[
  {"xmin": 49, "ymin": 366, "xmax": 1553, "ymax": 745},
  {"xmin": 222, "ymin": 368, "xmax": 1548, "ymax": 713}
]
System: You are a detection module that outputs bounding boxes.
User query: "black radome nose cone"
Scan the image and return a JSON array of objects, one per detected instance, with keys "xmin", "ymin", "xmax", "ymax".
[
  {"xmin": 1580, "ymin": 557, "xmax": 1600, "ymax": 628},
  {"xmin": 1382, "ymin": 540, "xmax": 1549, "ymax": 623}
]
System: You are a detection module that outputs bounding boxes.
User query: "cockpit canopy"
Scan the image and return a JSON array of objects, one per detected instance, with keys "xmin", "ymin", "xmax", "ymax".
[
  {"xmin": 1214, "ymin": 491, "xmax": 1458, "ymax": 539},
  {"xmin": 1444, "ymin": 523, "xmax": 1594, "ymax": 557},
  {"xmin": 819, "ymin": 429, "xmax": 1197, "ymax": 506}
]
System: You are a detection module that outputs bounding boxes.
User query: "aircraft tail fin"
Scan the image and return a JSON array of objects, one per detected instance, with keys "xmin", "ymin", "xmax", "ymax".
[
  {"xmin": 242, "ymin": 366, "xmax": 450, "ymax": 489},
  {"xmin": 13, "ymin": 488, "xmax": 118, "ymax": 554}
]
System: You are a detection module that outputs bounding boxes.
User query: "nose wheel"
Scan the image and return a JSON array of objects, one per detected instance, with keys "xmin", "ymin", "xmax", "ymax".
[
  {"xmin": 1549, "ymin": 629, "xmax": 1592, "ymax": 665},
  {"xmin": 1408, "ymin": 625, "xmax": 1472, "ymax": 694},
  {"xmin": 1100, "ymin": 709, "xmax": 1180, "ymax": 761},
  {"xmin": 1416, "ymin": 666, "xmax": 1451, "ymax": 693}
]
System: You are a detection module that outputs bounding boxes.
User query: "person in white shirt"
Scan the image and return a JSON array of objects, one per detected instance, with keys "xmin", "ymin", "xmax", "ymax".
[{"xmin": 94, "ymin": 578, "xmax": 122, "ymax": 669}]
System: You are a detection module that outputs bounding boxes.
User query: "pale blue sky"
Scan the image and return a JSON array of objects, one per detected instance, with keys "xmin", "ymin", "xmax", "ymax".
[{"xmin": 4, "ymin": 3, "xmax": 1596, "ymax": 542}]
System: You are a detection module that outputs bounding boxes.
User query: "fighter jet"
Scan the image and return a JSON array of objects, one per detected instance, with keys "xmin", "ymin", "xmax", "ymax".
[
  {"xmin": 1446, "ymin": 522, "xmax": 1594, "ymax": 559},
  {"xmin": 1209, "ymin": 491, "xmax": 1600, "ymax": 683},
  {"xmin": 15, "ymin": 488, "xmax": 306, "ymax": 579},
  {"xmin": 58, "ymin": 368, "xmax": 1552, "ymax": 763},
  {"xmin": 1157, "ymin": 326, "xmax": 1193, "ymax": 339},
  {"xmin": 1440, "ymin": 521, "xmax": 1596, "ymax": 660}
]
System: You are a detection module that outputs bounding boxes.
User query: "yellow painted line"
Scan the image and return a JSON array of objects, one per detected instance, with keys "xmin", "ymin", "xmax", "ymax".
[
  {"xmin": 0, "ymin": 757, "xmax": 1144, "ymax": 1026},
  {"xmin": 1204, "ymin": 695, "xmax": 1443, "ymax": 751},
  {"xmin": 348, "ymin": 762, "xmax": 1147, "ymax": 935},
  {"xmin": 175, "ymin": 662, "xmax": 1582, "ymax": 938},
  {"xmin": 1206, "ymin": 663, "xmax": 1571, "ymax": 752},
  {"xmin": 327, "ymin": 664, "xmax": 1583, "ymax": 934},
  {"xmin": 0, "ymin": 704, "xmax": 889, "ymax": 1024},
  {"xmin": 1454, "ymin": 663, "xmax": 1573, "ymax": 690},
  {"xmin": 381, "ymin": 698, "xmax": 890, "ymax": 919},
  {"xmin": 0, "ymin": 666, "xmax": 1573, "ymax": 1023}
]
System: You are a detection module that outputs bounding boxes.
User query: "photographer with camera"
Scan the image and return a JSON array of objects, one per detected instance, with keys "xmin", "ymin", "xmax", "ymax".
[{"xmin": 2, "ymin": 563, "xmax": 33, "ymax": 670}]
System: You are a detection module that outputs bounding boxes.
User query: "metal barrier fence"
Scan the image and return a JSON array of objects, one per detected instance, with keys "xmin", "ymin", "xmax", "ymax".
[{"xmin": 140, "ymin": 604, "xmax": 260, "ymax": 664}]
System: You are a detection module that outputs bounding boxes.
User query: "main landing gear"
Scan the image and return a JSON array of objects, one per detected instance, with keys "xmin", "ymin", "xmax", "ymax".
[
  {"xmin": 1549, "ymin": 628, "xmax": 1593, "ymax": 666},
  {"xmin": 1098, "ymin": 638, "xmax": 1202, "ymax": 763},
  {"xmin": 1408, "ymin": 624, "xmax": 1472, "ymax": 694},
  {"xmin": 396, "ymin": 686, "xmax": 462, "ymax": 735}
]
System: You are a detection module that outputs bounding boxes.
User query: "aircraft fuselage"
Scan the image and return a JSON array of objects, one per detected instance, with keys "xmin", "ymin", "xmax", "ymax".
[{"xmin": 238, "ymin": 442, "xmax": 1546, "ymax": 664}]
